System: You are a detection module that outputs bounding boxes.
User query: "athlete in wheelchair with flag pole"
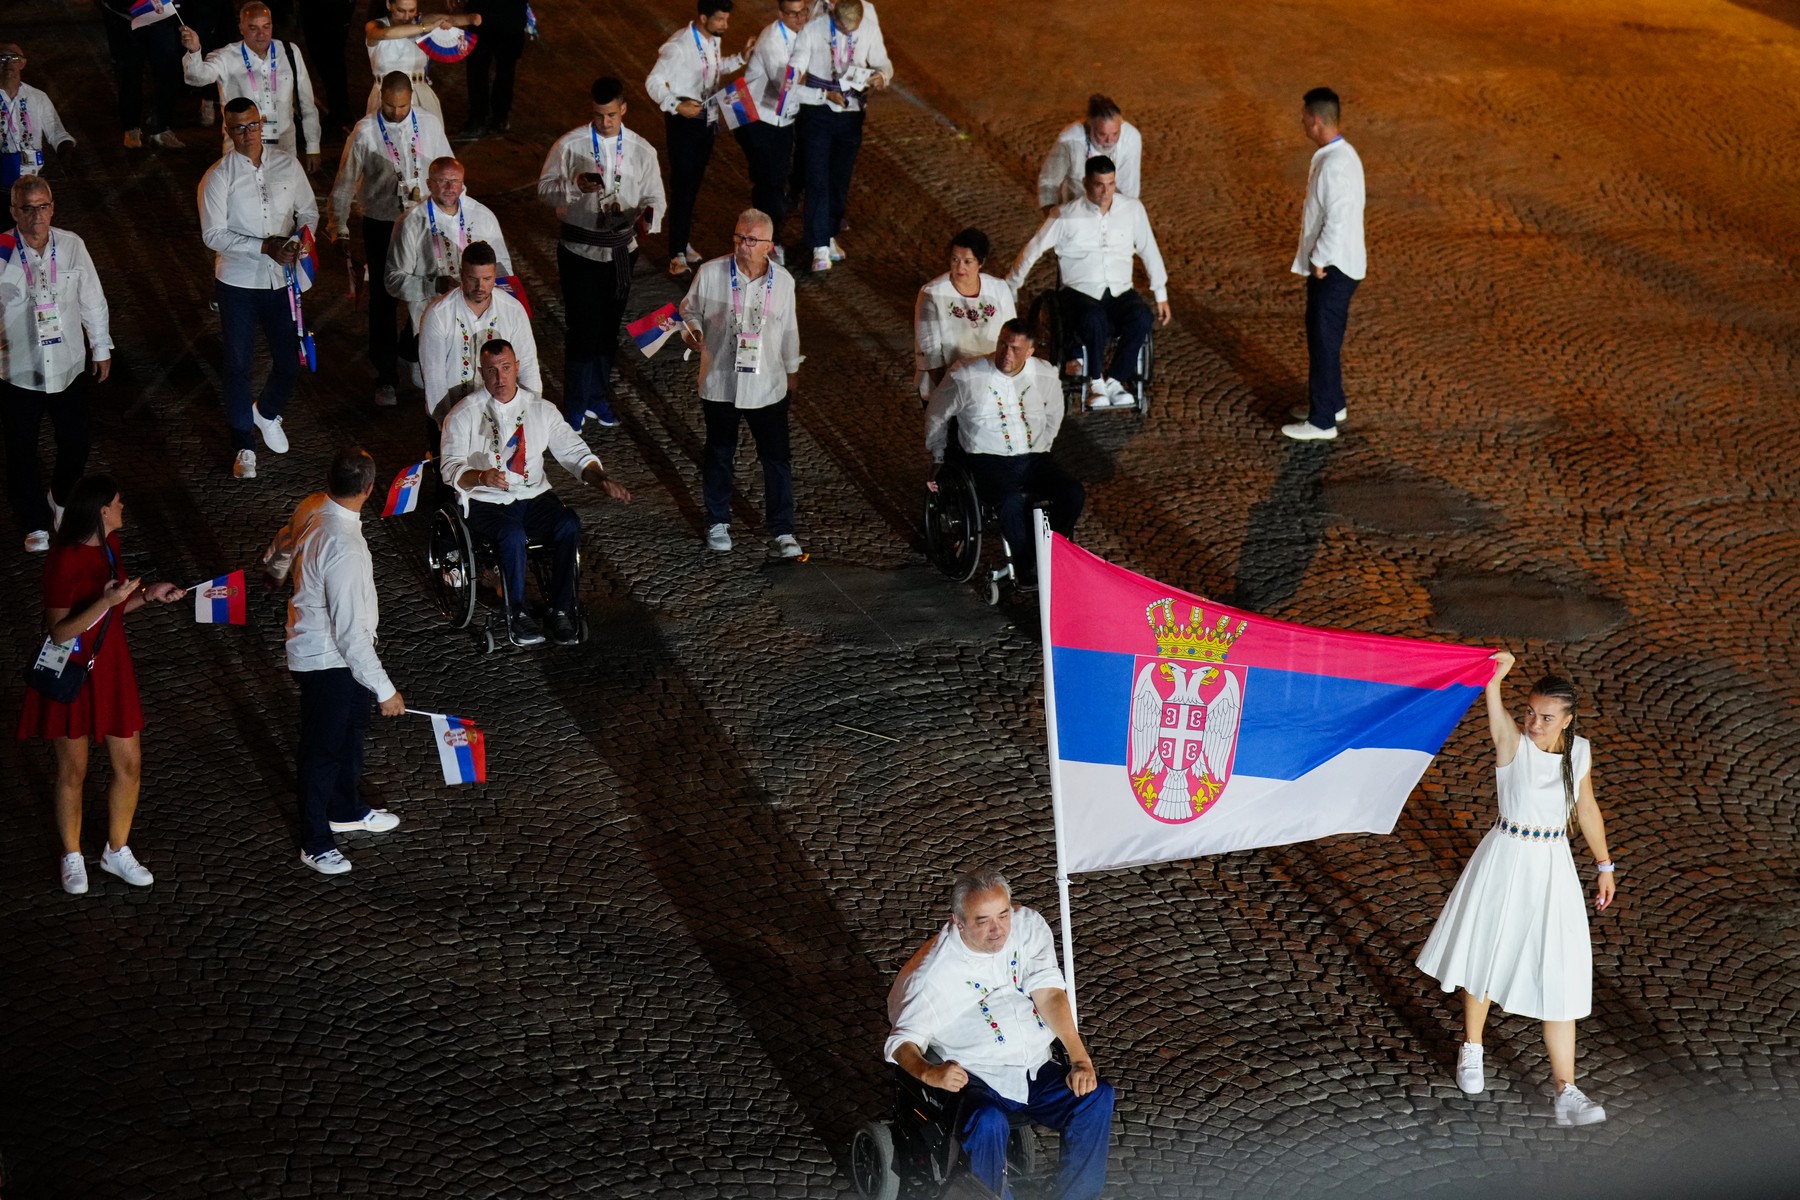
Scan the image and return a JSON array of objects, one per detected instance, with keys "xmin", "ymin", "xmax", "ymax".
[{"xmin": 924, "ymin": 319, "xmax": 1084, "ymax": 600}]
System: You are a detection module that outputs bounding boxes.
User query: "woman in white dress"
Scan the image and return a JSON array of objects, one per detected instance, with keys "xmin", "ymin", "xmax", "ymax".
[
  {"xmin": 913, "ymin": 227, "xmax": 1016, "ymax": 402},
  {"xmin": 364, "ymin": 0, "xmax": 480, "ymax": 122},
  {"xmin": 1417, "ymin": 650, "xmax": 1617, "ymax": 1126}
]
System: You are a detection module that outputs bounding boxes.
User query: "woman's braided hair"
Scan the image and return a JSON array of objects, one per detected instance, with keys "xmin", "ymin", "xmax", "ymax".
[{"xmin": 1531, "ymin": 675, "xmax": 1581, "ymax": 817}]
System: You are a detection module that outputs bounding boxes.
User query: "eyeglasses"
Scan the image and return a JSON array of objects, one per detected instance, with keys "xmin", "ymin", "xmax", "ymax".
[
  {"xmin": 0, "ymin": 55, "xmax": 25, "ymax": 63},
  {"xmin": 13, "ymin": 202, "xmax": 51, "ymax": 216},
  {"xmin": 226, "ymin": 120, "xmax": 264, "ymax": 134},
  {"xmin": 732, "ymin": 234, "xmax": 769, "ymax": 246}
]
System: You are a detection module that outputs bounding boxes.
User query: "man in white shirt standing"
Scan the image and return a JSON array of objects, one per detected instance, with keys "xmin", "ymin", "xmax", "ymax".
[
  {"xmin": 330, "ymin": 73, "xmax": 452, "ymax": 409},
  {"xmin": 1008, "ymin": 155, "xmax": 1170, "ymax": 409},
  {"xmin": 1037, "ymin": 93, "xmax": 1141, "ymax": 212},
  {"xmin": 0, "ymin": 177, "xmax": 110, "ymax": 553},
  {"xmin": 537, "ymin": 76, "xmax": 666, "ymax": 430},
  {"xmin": 198, "ymin": 98, "xmax": 319, "ymax": 480},
  {"xmin": 1283, "ymin": 86, "xmax": 1367, "ymax": 442},
  {"xmin": 924, "ymin": 320, "xmax": 1081, "ymax": 589},
  {"xmin": 181, "ymin": 3, "xmax": 323, "ymax": 171},
  {"xmin": 792, "ymin": 0, "xmax": 890, "ymax": 273},
  {"xmin": 734, "ymin": 0, "xmax": 811, "ymax": 261},
  {"xmin": 386, "ymin": 156, "xmax": 515, "ymax": 393},
  {"xmin": 647, "ymin": 0, "xmax": 749, "ymax": 278},
  {"xmin": 679, "ymin": 208, "xmax": 804, "ymax": 558},
  {"xmin": 439, "ymin": 340, "xmax": 631, "ymax": 647},
  {"xmin": 418, "ymin": 241, "xmax": 538, "ymax": 425},
  {"xmin": 0, "ymin": 44, "xmax": 76, "ymax": 190},
  {"xmin": 885, "ymin": 867, "xmax": 1114, "ymax": 1200}
]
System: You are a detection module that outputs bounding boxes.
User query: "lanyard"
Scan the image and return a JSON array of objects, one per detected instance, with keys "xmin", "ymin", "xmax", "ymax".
[
  {"xmin": 589, "ymin": 125, "xmax": 624, "ymax": 193},
  {"xmin": 241, "ymin": 42, "xmax": 277, "ymax": 111},
  {"xmin": 690, "ymin": 23, "xmax": 719, "ymax": 92},
  {"xmin": 20, "ymin": 233, "xmax": 57, "ymax": 295},
  {"xmin": 376, "ymin": 110, "xmax": 423, "ymax": 177},
  {"xmin": 828, "ymin": 16, "xmax": 854, "ymax": 75},
  {"xmin": 729, "ymin": 258, "xmax": 775, "ymax": 332},
  {"xmin": 0, "ymin": 91, "xmax": 31, "ymax": 152},
  {"xmin": 989, "ymin": 377, "xmax": 1034, "ymax": 453},
  {"xmin": 425, "ymin": 200, "xmax": 467, "ymax": 264}
]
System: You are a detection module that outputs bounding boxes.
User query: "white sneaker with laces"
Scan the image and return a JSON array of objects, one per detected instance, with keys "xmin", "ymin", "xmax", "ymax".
[
  {"xmin": 828, "ymin": 237, "xmax": 845, "ymax": 262},
  {"xmin": 773, "ymin": 534, "xmax": 803, "ymax": 559},
  {"xmin": 1280, "ymin": 420, "xmax": 1338, "ymax": 442},
  {"xmin": 100, "ymin": 843, "xmax": 155, "ymax": 887},
  {"xmin": 1455, "ymin": 1042, "xmax": 1485, "ymax": 1095},
  {"xmin": 234, "ymin": 449, "xmax": 258, "ymax": 479},
  {"xmin": 1553, "ymin": 1083, "xmax": 1606, "ymax": 1126},
  {"xmin": 149, "ymin": 130, "xmax": 185, "ymax": 150},
  {"xmin": 60, "ymin": 852, "xmax": 88, "ymax": 895},
  {"xmin": 706, "ymin": 523, "xmax": 732, "ymax": 552},
  {"xmin": 811, "ymin": 247, "xmax": 832, "ymax": 272},
  {"xmin": 1290, "ymin": 403, "xmax": 1347, "ymax": 424},
  {"xmin": 1086, "ymin": 381, "xmax": 1113, "ymax": 409},
  {"xmin": 24, "ymin": 530, "xmax": 50, "ymax": 553},
  {"xmin": 301, "ymin": 848, "xmax": 353, "ymax": 875},
  {"xmin": 252, "ymin": 405, "xmax": 289, "ymax": 453},
  {"xmin": 684, "ymin": 243, "xmax": 704, "ymax": 265},
  {"xmin": 330, "ymin": 809, "xmax": 401, "ymax": 834},
  {"xmin": 1103, "ymin": 377, "xmax": 1134, "ymax": 404}
]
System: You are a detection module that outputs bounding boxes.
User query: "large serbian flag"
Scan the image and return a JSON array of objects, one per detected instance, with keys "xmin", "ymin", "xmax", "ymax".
[
  {"xmin": 430, "ymin": 714, "xmax": 487, "ymax": 785},
  {"xmin": 193, "ymin": 570, "xmax": 248, "ymax": 625},
  {"xmin": 1040, "ymin": 522, "xmax": 1492, "ymax": 873}
]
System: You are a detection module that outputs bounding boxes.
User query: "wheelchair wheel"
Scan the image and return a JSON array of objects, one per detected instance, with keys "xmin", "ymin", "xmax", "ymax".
[
  {"xmin": 429, "ymin": 506, "xmax": 478, "ymax": 630},
  {"xmin": 850, "ymin": 1121, "xmax": 900, "ymax": 1200},
  {"xmin": 1135, "ymin": 328, "xmax": 1156, "ymax": 416},
  {"xmin": 924, "ymin": 464, "xmax": 983, "ymax": 584},
  {"xmin": 1008, "ymin": 1123, "xmax": 1045, "ymax": 1179}
]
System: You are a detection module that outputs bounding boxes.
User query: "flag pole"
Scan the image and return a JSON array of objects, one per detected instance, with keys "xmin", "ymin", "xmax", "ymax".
[{"xmin": 1034, "ymin": 509, "xmax": 1080, "ymax": 1027}]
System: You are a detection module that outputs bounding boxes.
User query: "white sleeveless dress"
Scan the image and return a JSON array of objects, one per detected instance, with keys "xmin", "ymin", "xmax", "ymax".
[
  {"xmin": 366, "ymin": 23, "xmax": 443, "ymax": 120},
  {"xmin": 1416, "ymin": 734, "xmax": 1593, "ymax": 1021}
]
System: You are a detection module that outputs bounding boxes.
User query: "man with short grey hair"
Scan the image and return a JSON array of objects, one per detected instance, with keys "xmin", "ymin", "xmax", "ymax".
[{"xmin": 884, "ymin": 867, "xmax": 1114, "ymax": 1200}]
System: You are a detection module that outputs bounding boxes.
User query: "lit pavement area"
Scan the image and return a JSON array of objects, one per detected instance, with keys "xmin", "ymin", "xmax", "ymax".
[{"xmin": 2, "ymin": 0, "xmax": 1799, "ymax": 1195}]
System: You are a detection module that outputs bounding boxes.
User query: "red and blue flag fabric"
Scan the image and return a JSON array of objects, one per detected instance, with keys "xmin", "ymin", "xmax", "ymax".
[
  {"xmin": 418, "ymin": 26, "xmax": 477, "ymax": 63},
  {"xmin": 713, "ymin": 78, "xmax": 761, "ymax": 130},
  {"xmin": 129, "ymin": 0, "xmax": 181, "ymax": 29},
  {"xmin": 1040, "ymin": 524, "xmax": 1493, "ymax": 873},
  {"xmin": 381, "ymin": 459, "xmax": 428, "ymax": 516},
  {"xmin": 0, "ymin": 232, "xmax": 16, "ymax": 265},
  {"xmin": 430, "ymin": 715, "xmax": 487, "ymax": 784},
  {"xmin": 295, "ymin": 226, "xmax": 318, "ymax": 290},
  {"xmin": 626, "ymin": 302, "xmax": 680, "ymax": 357},
  {"xmin": 503, "ymin": 427, "xmax": 525, "ymax": 477},
  {"xmin": 496, "ymin": 274, "xmax": 533, "ymax": 317},
  {"xmin": 192, "ymin": 570, "xmax": 248, "ymax": 625}
]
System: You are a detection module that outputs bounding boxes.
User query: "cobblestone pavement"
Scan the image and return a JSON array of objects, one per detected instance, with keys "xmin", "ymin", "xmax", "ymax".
[{"xmin": 3, "ymin": 0, "xmax": 1799, "ymax": 1196}]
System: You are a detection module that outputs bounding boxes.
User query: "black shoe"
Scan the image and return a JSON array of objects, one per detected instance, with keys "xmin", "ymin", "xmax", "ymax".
[
  {"xmin": 546, "ymin": 609, "xmax": 579, "ymax": 646},
  {"xmin": 508, "ymin": 610, "xmax": 546, "ymax": 646}
]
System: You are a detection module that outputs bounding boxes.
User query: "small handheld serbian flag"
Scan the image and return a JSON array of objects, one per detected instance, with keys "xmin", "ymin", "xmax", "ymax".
[
  {"xmin": 713, "ymin": 78, "xmax": 761, "ymax": 130},
  {"xmin": 418, "ymin": 25, "xmax": 478, "ymax": 63},
  {"xmin": 193, "ymin": 570, "xmax": 248, "ymax": 625},
  {"xmin": 496, "ymin": 274, "xmax": 533, "ymax": 317},
  {"xmin": 627, "ymin": 303, "xmax": 681, "ymax": 358},
  {"xmin": 0, "ymin": 231, "xmax": 15, "ymax": 265},
  {"xmin": 381, "ymin": 458, "xmax": 429, "ymax": 516},
  {"xmin": 129, "ymin": 0, "xmax": 181, "ymax": 30},
  {"xmin": 429, "ymin": 714, "xmax": 487, "ymax": 785},
  {"xmin": 295, "ymin": 226, "xmax": 319, "ymax": 291}
]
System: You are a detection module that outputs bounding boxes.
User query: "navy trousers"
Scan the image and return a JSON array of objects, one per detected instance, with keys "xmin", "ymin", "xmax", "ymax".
[
  {"xmin": 216, "ymin": 280, "xmax": 299, "ymax": 452},
  {"xmin": 960, "ymin": 1060, "xmax": 1114, "ymax": 1200},
  {"xmin": 362, "ymin": 217, "xmax": 400, "ymax": 387},
  {"xmin": 963, "ymin": 452, "xmax": 1084, "ymax": 587},
  {"xmin": 797, "ymin": 106, "xmax": 863, "ymax": 251},
  {"xmin": 1304, "ymin": 266, "xmax": 1359, "ymax": 428},
  {"xmin": 0, "ymin": 377, "xmax": 90, "ymax": 534},
  {"xmin": 294, "ymin": 667, "xmax": 375, "ymax": 857},
  {"xmin": 1058, "ymin": 287, "xmax": 1152, "ymax": 386},
  {"xmin": 558, "ymin": 244, "xmax": 634, "ymax": 422},
  {"xmin": 464, "ymin": 492, "xmax": 582, "ymax": 615},
  {"xmin": 663, "ymin": 112, "xmax": 716, "ymax": 261},
  {"xmin": 733, "ymin": 121, "xmax": 797, "ymax": 239},
  {"xmin": 703, "ymin": 397, "xmax": 794, "ymax": 536}
]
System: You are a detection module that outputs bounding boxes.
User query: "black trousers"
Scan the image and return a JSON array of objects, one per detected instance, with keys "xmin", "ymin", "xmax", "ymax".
[
  {"xmin": 464, "ymin": 492, "xmax": 582, "ymax": 615},
  {"xmin": 557, "ymin": 244, "xmax": 634, "ymax": 421},
  {"xmin": 0, "ymin": 377, "xmax": 90, "ymax": 534},
  {"xmin": 663, "ymin": 112, "xmax": 716, "ymax": 261},
  {"xmin": 465, "ymin": 21, "xmax": 525, "ymax": 128},
  {"xmin": 1059, "ymin": 287, "xmax": 1152, "ymax": 385},
  {"xmin": 962, "ymin": 452, "xmax": 1084, "ymax": 586},
  {"xmin": 362, "ymin": 217, "xmax": 400, "ymax": 386},
  {"xmin": 1304, "ymin": 266, "xmax": 1359, "ymax": 428},
  {"xmin": 298, "ymin": 0, "xmax": 357, "ymax": 135},
  {"xmin": 98, "ymin": 3, "xmax": 185, "ymax": 135},
  {"xmin": 294, "ymin": 667, "xmax": 374, "ymax": 857},
  {"xmin": 798, "ymin": 106, "xmax": 863, "ymax": 250},
  {"xmin": 703, "ymin": 397, "xmax": 793, "ymax": 535},
  {"xmin": 733, "ymin": 121, "xmax": 797, "ymax": 238}
]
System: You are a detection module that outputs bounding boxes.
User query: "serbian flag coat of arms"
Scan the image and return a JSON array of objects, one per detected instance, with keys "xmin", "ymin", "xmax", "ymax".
[
  {"xmin": 193, "ymin": 570, "xmax": 248, "ymax": 625},
  {"xmin": 627, "ymin": 303, "xmax": 681, "ymax": 357},
  {"xmin": 1039, "ymin": 521, "xmax": 1493, "ymax": 874},
  {"xmin": 381, "ymin": 459, "xmax": 428, "ymax": 516},
  {"xmin": 430, "ymin": 714, "xmax": 487, "ymax": 785}
]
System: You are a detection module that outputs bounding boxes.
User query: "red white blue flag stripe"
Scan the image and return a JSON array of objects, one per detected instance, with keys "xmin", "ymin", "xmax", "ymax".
[
  {"xmin": 429, "ymin": 714, "xmax": 487, "ymax": 785},
  {"xmin": 381, "ymin": 459, "xmax": 427, "ymax": 516},
  {"xmin": 626, "ymin": 303, "xmax": 679, "ymax": 357},
  {"xmin": 193, "ymin": 570, "xmax": 248, "ymax": 625}
]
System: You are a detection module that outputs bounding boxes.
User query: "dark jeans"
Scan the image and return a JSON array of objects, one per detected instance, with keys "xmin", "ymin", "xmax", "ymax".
[
  {"xmin": 960, "ymin": 1060, "xmax": 1115, "ymax": 1200},
  {"xmin": 362, "ymin": 217, "xmax": 399, "ymax": 386},
  {"xmin": 663, "ymin": 111, "xmax": 716, "ymax": 261},
  {"xmin": 294, "ymin": 667, "xmax": 375, "ymax": 858},
  {"xmin": 98, "ymin": 2, "xmax": 185, "ymax": 135},
  {"xmin": 298, "ymin": 0, "xmax": 357, "ymax": 134},
  {"xmin": 703, "ymin": 397, "xmax": 793, "ymax": 536},
  {"xmin": 463, "ymin": 492, "xmax": 581, "ymax": 615},
  {"xmin": 797, "ymin": 106, "xmax": 863, "ymax": 251},
  {"xmin": 1304, "ymin": 266, "xmax": 1359, "ymax": 428},
  {"xmin": 0, "ymin": 377, "xmax": 90, "ymax": 533},
  {"xmin": 733, "ymin": 121, "xmax": 797, "ymax": 239},
  {"xmin": 216, "ymin": 279, "xmax": 299, "ymax": 451},
  {"xmin": 557, "ymin": 244, "xmax": 634, "ymax": 422},
  {"xmin": 1058, "ymin": 287, "xmax": 1152, "ymax": 386},
  {"xmin": 963, "ymin": 452, "xmax": 1084, "ymax": 586},
  {"xmin": 465, "ymin": 20, "xmax": 525, "ymax": 128}
]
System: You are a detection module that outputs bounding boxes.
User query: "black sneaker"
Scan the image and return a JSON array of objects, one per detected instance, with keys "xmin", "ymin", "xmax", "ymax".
[
  {"xmin": 546, "ymin": 609, "xmax": 579, "ymax": 646},
  {"xmin": 508, "ymin": 610, "xmax": 546, "ymax": 646}
]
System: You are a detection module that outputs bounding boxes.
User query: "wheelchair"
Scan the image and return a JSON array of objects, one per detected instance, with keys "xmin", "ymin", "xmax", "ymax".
[
  {"xmin": 923, "ymin": 451, "xmax": 1047, "ymax": 607},
  {"xmin": 1025, "ymin": 287, "xmax": 1155, "ymax": 417},
  {"xmin": 425, "ymin": 488, "xmax": 591, "ymax": 654}
]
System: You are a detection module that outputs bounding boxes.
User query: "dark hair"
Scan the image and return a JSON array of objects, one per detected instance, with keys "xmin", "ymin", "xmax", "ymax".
[
  {"xmin": 698, "ymin": 0, "xmax": 733, "ymax": 13},
  {"xmin": 1530, "ymin": 675, "xmax": 1582, "ymax": 815},
  {"xmin": 996, "ymin": 316, "xmax": 1034, "ymax": 343},
  {"xmin": 53, "ymin": 475, "xmax": 120, "ymax": 549},
  {"xmin": 1083, "ymin": 154, "xmax": 1116, "ymax": 180},
  {"xmin": 1303, "ymin": 86, "xmax": 1341, "ymax": 125},
  {"xmin": 223, "ymin": 96, "xmax": 257, "ymax": 116},
  {"xmin": 380, "ymin": 70, "xmax": 414, "ymax": 95},
  {"xmin": 328, "ymin": 448, "xmax": 377, "ymax": 499},
  {"xmin": 461, "ymin": 240, "xmax": 498, "ymax": 269},
  {"xmin": 591, "ymin": 76, "xmax": 625, "ymax": 106},
  {"xmin": 480, "ymin": 338, "xmax": 516, "ymax": 360},
  {"xmin": 1086, "ymin": 93, "xmax": 1121, "ymax": 122},
  {"xmin": 949, "ymin": 227, "xmax": 990, "ymax": 263}
]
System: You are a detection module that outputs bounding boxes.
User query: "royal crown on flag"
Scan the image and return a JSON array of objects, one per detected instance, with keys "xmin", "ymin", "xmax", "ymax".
[{"xmin": 1147, "ymin": 599, "xmax": 1245, "ymax": 662}]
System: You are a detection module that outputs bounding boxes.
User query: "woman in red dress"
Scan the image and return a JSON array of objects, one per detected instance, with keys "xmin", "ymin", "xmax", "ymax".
[{"xmin": 18, "ymin": 475, "xmax": 187, "ymax": 895}]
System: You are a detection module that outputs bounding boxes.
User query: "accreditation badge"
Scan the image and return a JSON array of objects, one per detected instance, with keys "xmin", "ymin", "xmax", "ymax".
[
  {"xmin": 734, "ymin": 330, "xmax": 763, "ymax": 374},
  {"xmin": 34, "ymin": 302, "xmax": 64, "ymax": 348}
]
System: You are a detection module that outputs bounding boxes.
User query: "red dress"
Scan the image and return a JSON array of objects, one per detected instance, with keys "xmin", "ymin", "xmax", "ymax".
[{"xmin": 17, "ymin": 533, "xmax": 145, "ymax": 742}]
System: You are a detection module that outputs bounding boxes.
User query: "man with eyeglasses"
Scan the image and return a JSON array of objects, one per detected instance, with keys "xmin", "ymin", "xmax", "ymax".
[
  {"xmin": 199, "ymin": 97, "xmax": 319, "ymax": 480},
  {"xmin": 182, "ymin": 1, "xmax": 323, "ymax": 172},
  {"xmin": 0, "ymin": 45, "xmax": 75, "ymax": 191},
  {"xmin": 678, "ymin": 209, "xmax": 804, "ymax": 557},
  {"xmin": 1037, "ymin": 94, "xmax": 1141, "ymax": 213},
  {"xmin": 0, "ymin": 177, "xmax": 111, "ymax": 554}
]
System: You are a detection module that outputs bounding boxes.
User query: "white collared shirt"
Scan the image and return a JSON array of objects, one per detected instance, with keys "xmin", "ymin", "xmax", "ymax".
[
  {"xmin": 1008, "ymin": 194, "xmax": 1168, "ymax": 303},
  {"xmin": 0, "ymin": 228, "xmax": 111, "ymax": 394},
  {"xmin": 1292, "ymin": 137, "xmax": 1366, "ymax": 280},
  {"xmin": 1037, "ymin": 119, "xmax": 1142, "ymax": 208},
  {"xmin": 913, "ymin": 272, "xmax": 1016, "ymax": 398},
  {"xmin": 418, "ymin": 287, "xmax": 540, "ymax": 418},
  {"xmin": 0, "ymin": 83, "xmax": 74, "ymax": 165},
  {"xmin": 537, "ymin": 124, "xmax": 666, "ymax": 263},
  {"xmin": 791, "ymin": 7, "xmax": 892, "ymax": 113},
  {"xmin": 646, "ymin": 20, "xmax": 745, "ymax": 114},
  {"xmin": 283, "ymin": 496, "xmax": 396, "ymax": 701},
  {"xmin": 678, "ymin": 255, "xmax": 802, "ymax": 410},
  {"xmin": 743, "ymin": 17, "xmax": 808, "ymax": 127},
  {"xmin": 328, "ymin": 107, "xmax": 452, "ymax": 234},
  {"xmin": 884, "ymin": 907, "xmax": 1067, "ymax": 1103},
  {"xmin": 384, "ymin": 195, "xmax": 515, "ymax": 328},
  {"xmin": 198, "ymin": 146, "xmax": 320, "ymax": 291},
  {"xmin": 924, "ymin": 355, "xmax": 1063, "ymax": 461},
  {"xmin": 184, "ymin": 38, "xmax": 322, "ymax": 156},
  {"xmin": 439, "ymin": 385, "xmax": 601, "ymax": 506}
]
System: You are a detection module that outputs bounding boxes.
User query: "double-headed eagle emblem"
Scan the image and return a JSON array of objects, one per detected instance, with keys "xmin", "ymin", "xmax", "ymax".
[{"xmin": 1128, "ymin": 600, "xmax": 1247, "ymax": 824}]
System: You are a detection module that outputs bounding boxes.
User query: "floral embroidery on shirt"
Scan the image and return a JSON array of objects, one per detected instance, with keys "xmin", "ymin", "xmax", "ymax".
[
  {"xmin": 965, "ymin": 951, "xmax": 1046, "ymax": 1043},
  {"xmin": 948, "ymin": 300, "xmax": 998, "ymax": 328}
]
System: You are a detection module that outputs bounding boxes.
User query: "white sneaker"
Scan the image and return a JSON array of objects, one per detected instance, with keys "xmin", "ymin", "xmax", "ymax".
[
  {"xmin": 1103, "ymin": 377, "xmax": 1133, "ymax": 404},
  {"xmin": 60, "ymin": 852, "xmax": 88, "ymax": 895},
  {"xmin": 1280, "ymin": 420, "xmax": 1338, "ymax": 441},
  {"xmin": 1085, "ymin": 381, "xmax": 1113, "ymax": 409},
  {"xmin": 1290, "ymin": 403, "xmax": 1347, "ymax": 424},
  {"xmin": 100, "ymin": 843, "xmax": 155, "ymax": 887},
  {"xmin": 1455, "ymin": 1042, "xmax": 1485, "ymax": 1095},
  {"xmin": 374, "ymin": 385, "xmax": 398, "ymax": 407},
  {"xmin": 684, "ymin": 243, "xmax": 704, "ymax": 265},
  {"xmin": 46, "ymin": 489, "xmax": 63, "ymax": 530},
  {"xmin": 252, "ymin": 405, "xmax": 289, "ymax": 453},
  {"xmin": 811, "ymin": 247, "xmax": 832, "ymax": 272},
  {"xmin": 329, "ymin": 808, "xmax": 401, "ymax": 834},
  {"xmin": 1553, "ymin": 1083, "xmax": 1606, "ymax": 1126},
  {"xmin": 301, "ymin": 848, "xmax": 353, "ymax": 875},
  {"xmin": 828, "ymin": 237, "xmax": 845, "ymax": 262},
  {"xmin": 148, "ymin": 129, "xmax": 185, "ymax": 150},
  {"xmin": 23, "ymin": 530, "xmax": 50, "ymax": 553},
  {"xmin": 773, "ymin": 534, "xmax": 803, "ymax": 559},
  {"xmin": 706, "ymin": 523, "xmax": 732, "ymax": 552},
  {"xmin": 234, "ymin": 449, "xmax": 258, "ymax": 479}
]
